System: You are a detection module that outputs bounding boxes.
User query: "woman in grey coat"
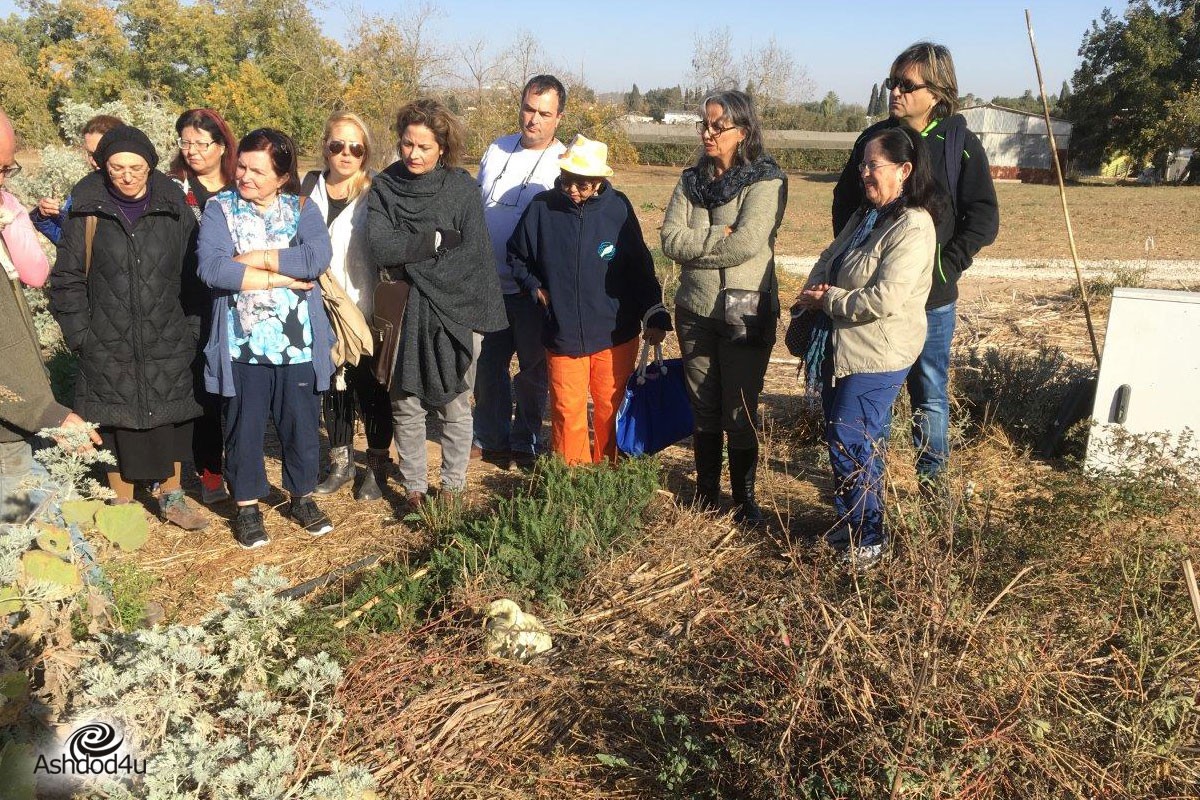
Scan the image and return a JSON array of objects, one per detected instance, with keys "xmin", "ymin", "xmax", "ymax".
[{"xmin": 661, "ymin": 90, "xmax": 787, "ymax": 524}]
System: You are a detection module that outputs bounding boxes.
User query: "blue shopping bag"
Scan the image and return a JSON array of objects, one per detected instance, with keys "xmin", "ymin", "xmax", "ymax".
[{"xmin": 616, "ymin": 342, "xmax": 694, "ymax": 456}]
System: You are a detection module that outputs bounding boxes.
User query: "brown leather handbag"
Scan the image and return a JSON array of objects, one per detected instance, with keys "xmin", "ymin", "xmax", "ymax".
[{"xmin": 371, "ymin": 279, "xmax": 410, "ymax": 390}]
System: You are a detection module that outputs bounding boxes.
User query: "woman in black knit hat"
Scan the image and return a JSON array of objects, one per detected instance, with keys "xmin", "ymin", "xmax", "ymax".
[{"xmin": 49, "ymin": 124, "xmax": 210, "ymax": 530}]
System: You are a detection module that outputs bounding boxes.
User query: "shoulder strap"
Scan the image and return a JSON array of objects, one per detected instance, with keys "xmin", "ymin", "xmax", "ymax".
[
  {"xmin": 944, "ymin": 122, "xmax": 967, "ymax": 212},
  {"xmin": 300, "ymin": 170, "xmax": 321, "ymax": 198},
  {"xmin": 84, "ymin": 215, "xmax": 97, "ymax": 276}
]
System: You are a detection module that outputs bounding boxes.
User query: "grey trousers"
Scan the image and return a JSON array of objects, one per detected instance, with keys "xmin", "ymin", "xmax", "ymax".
[
  {"xmin": 391, "ymin": 333, "xmax": 481, "ymax": 494},
  {"xmin": 675, "ymin": 305, "xmax": 774, "ymax": 450}
]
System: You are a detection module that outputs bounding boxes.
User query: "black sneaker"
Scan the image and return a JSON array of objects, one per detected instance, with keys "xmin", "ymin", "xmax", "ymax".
[
  {"xmin": 290, "ymin": 495, "xmax": 334, "ymax": 537},
  {"xmin": 234, "ymin": 505, "xmax": 269, "ymax": 549}
]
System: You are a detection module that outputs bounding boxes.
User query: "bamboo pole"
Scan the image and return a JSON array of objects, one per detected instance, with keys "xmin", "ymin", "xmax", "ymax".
[
  {"xmin": 1025, "ymin": 9, "xmax": 1102, "ymax": 368},
  {"xmin": 1183, "ymin": 559, "xmax": 1200, "ymax": 633}
]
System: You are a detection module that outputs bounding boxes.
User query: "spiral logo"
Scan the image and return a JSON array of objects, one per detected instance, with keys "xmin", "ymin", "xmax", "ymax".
[{"xmin": 66, "ymin": 722, "xmax": 122, "ymax": 759}]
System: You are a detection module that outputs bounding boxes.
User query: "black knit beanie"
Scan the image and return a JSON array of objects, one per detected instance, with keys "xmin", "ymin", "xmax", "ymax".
[{"xmin": 95, "ymin": 125, "xmax": 159, "ymax": 171}]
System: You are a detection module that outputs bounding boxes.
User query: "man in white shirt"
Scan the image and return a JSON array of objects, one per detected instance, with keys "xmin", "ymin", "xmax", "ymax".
[{"xmin": 472, "ymin": 75, "xmax": 567, "ymax": 469}]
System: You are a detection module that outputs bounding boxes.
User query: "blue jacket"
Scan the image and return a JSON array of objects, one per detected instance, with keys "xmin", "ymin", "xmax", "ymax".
[
  {"xmin": 30, "ymin": 195, "xmax": 71, "ymax": 245},
  {"xmin": 196, "ymin": 194, "xmax": 336, "ymax": 396},
  {"xmin": 507, "ymin": 181, "xmax": 671, "ymax": 357}
]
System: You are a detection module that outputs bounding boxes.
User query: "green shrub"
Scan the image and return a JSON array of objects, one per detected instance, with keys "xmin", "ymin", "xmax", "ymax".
[
  {"xmin": 428, "ymin": 457, "xmax": 660, "ymax": 611},
  {"xmin": 954, "ymin": 343, "xmax": 1093, "ymax": 451}
]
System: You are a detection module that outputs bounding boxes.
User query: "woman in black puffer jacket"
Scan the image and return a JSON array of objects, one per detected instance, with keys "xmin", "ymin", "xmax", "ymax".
[{"xmin": 50, "ymin": 125, "xmax": 208, "ymax": 530}]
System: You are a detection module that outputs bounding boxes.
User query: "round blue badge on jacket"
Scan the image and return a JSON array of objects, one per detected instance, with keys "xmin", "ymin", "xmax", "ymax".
[{"xmin": 597, "ymin": 241, "xmax": 616, "ymax": 261}]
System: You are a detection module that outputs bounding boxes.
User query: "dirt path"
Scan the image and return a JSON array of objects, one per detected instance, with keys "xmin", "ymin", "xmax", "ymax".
[{"xmin": 778, "ymin": 255, "xmax": 1200, "ymax": 283}]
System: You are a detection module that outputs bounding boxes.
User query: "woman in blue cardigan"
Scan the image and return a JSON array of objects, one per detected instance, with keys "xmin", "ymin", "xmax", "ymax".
[{"xmin": 197, "ymin": 128, "xmax": 335, "ymax": 549}]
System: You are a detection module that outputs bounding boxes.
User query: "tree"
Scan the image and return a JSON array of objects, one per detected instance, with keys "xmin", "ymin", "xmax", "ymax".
[
  {"xmin": 820, "ymin": 91, "xmax": 839, "ymax": 118},
  {"xmin": 458, "ymin": 38, "xmax": 499, "ymax": 110},
  {"xmin": 0, "ymin": 40, "xmax": 56, "ymax": 145},
  {"xmin": 1059, "ymin": 79, "xmax": 1072, "ymax": 102},
  {"xmin": 689, "ymin": 26, "xmax": 739, "ymax": 94},
  {"xmin": 15, "ymin": 0, "xmax": 131, "ymax": 107},
  {"xmin": 1065, "ymin": 1, "xmax": 1200, "ymax": 166},
  {"xmin": 867, "ymin": 83, "xmax": 880, "ymax": 116},
  {"xmin": 625, "ymin": 83, "xmax": 642, "ymax": 113},
  {"xmin": 741, "ymin": 36, "xmax": 808, "ymax": 109},
  {"xmin": 121, "ymin": 0, "xmax": 235, "ymax": 109}
]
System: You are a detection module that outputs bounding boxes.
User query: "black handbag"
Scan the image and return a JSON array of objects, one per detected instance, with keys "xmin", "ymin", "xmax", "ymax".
[{"xmin": 719, "ymin": 270, "xmax": 773, "ymax": 346}]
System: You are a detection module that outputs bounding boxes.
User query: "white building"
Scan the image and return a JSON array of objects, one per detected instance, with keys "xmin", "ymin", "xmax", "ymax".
[{"xmin": 960, "ymin": 103, "xmax": 1072, "ymax": 183}]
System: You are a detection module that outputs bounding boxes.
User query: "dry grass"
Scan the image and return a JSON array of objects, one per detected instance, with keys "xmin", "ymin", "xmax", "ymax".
[{"xmin": 612, "ymin": 167, "xmax": 1199, "ymax": 261}]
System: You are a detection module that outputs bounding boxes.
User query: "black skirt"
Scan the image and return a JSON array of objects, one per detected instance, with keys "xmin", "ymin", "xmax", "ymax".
[{"xmin": 100, "ymin": 421, "xmax": 193, "ymax": 482}]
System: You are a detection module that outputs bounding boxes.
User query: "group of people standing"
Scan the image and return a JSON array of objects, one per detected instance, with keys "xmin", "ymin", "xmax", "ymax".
[{"xmin": 1, "ymin": 39, "xmax": 998, "ymax": 565}]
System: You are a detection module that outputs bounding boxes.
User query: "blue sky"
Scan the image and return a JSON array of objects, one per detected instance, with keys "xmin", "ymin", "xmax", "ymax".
[{"xmin": 0, "ymin": 0, "xmax": 1124, "ymax": 102}]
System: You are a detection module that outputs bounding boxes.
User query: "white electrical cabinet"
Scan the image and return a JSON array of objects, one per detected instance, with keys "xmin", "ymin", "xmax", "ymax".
[{"xmin": 1085, "ymin": 287, "xmax": 1200, "ymax": 474}]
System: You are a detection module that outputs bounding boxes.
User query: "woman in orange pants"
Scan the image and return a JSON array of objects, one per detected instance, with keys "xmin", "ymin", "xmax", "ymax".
[{"xmin": 507, "ymin": 135, "xmax": 670, "ymax": 464}]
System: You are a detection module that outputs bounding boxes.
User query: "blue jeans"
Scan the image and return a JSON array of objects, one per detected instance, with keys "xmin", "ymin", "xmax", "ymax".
[
  {"xmin": 0, "ymin": 439, "xmax": 50, "ymax": 523},
  {"xmin": 822, "ymin": 368, "xmax": 908, "ymax": 547},
  {"xmin": 907, "ymin": 301, "xmax": 956, "ymax": 479},
  {"xmin": 472, "ymin": 293, "xmax": 548, "ymax": 455}
]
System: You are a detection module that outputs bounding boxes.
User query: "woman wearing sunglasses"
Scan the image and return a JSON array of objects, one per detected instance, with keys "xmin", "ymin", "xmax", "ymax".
[
  {"xmin": 169, "ymin": 108, "xmax": 238, "ymax": 506},
  {"xmin": 197, "ymin": 128, "xmax": 336, "ymax": 549},
  {"xmin": 302, "ymin": 112, "xmax": 393, "ymax": 501},
  {"xmin": 660, "ymin": 89, "xmax": 786, "ymax": 525},
  {"xmin": 799, "ymin": 126, "xmax": 941, "ymax": 569}
]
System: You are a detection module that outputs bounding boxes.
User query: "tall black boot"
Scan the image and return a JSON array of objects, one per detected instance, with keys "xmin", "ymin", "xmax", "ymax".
[
  {"xmin": 692, "ymin": 431, "xmax": 724, "ymax": 511},
  {"xmin": 314, "ymin": 446, "xmax": 353, "ymax": 494},
  {"xmin": 729, "ymin": 442, "xmax": 766, "ymax": 525},
  {"xmin": 354, "ymin": 448, "xmax": 390, "ymax": 501}
]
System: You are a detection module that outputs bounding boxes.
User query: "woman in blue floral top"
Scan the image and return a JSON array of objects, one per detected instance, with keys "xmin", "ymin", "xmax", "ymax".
[{"xmin": 197, "ymin": 128, "xmax": 336, "ymax": 549}]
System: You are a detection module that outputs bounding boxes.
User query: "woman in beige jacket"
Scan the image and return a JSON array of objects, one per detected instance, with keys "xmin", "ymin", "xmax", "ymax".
[
  {"xmin": 661, "ymin": 90, "xmax": 786, "ymax": 525},
  {"xmin": 796, "ymin": 126, "xmax": 941, "ymax": 567}
]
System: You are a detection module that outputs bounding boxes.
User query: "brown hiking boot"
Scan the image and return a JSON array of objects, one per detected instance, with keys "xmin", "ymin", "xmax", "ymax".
[{"xmin": 157, "ymin": 489, "xmax": 209, "ymax": 531}]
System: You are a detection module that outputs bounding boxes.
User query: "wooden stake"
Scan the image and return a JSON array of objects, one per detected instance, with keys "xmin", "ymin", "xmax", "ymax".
[
  {"xmin": 1183, "ymin": 559, "xmax": 1200, "ymax": 633},
  {"xmin": 1026, "ymin": 9, "xmax": 1102, "ymax": 368}
]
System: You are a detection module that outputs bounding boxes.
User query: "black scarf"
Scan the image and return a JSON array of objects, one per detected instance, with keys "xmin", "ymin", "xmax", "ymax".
[{"xmin": 681, "ymin": 154, "xmax": 786, "ymax": 209}]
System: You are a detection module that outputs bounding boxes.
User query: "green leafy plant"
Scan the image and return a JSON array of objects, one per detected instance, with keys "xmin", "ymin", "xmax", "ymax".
[{"xmin": 426, "ymin": 457, "xmax": 660, "ymax": 611}]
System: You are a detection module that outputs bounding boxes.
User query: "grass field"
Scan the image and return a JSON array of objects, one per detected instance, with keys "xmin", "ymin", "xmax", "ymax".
[{"xmin": 614, "ymin": 165, "xmax": 1198, "ymax": 261}]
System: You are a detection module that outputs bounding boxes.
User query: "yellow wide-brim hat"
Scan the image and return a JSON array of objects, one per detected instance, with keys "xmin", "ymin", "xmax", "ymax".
[{"xmin": 559, "ymin": 134, "xmax": 614, "ymax": 178}]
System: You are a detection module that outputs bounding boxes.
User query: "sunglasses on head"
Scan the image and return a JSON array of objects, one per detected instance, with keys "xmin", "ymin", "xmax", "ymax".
[
  {"xmin": 246, "ymin": 128, "xmax": 291, "ymax": 157},
  {"xmin": 327, "ymin": 139, "xmax": 365, "ymax": 158}
]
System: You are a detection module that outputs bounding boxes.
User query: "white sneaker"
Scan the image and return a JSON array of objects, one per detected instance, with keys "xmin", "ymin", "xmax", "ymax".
[{"xmin": 841, "ymin": 542, "xmax": 886, "ymax": 570}]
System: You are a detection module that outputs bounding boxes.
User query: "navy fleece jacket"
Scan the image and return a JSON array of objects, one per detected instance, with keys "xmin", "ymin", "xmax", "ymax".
[{"xmin": 507, "ymin": 180, "xmax": 671, "ymax": 357}]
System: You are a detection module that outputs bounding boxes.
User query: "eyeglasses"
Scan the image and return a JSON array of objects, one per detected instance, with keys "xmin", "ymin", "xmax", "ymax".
[
  {"xmin": 106, "ymin": 164, "xmax": 150, "ymax": 179},
  {"xmin": 327, "ymin": 139, "xmax": 366, "ymax": 158},
  {"xmin": 483, "ymin": 144, "xmax": 552, "ymax": 208},
  {"xmin": 696, "ymin": 121, "xmax": 739, "ymax": 138},
  {"xmin": 178, "ymin": 138, "xmax": 218, "ymax": 153},
  {"xmin": 858, "ymin": 161, "xmax": 903, "ymax": 175},
  {"xmin": 0, "ymin": 163, "xmax": 22, "ymax": 179},
  {"xmin": 884, "ymin": 77, "xmax": 930, "ymax": 95},
  {"xmin": 560, "ymin": 174, "xmax": 601, "ymax": 190}
]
